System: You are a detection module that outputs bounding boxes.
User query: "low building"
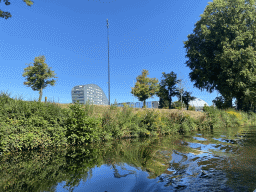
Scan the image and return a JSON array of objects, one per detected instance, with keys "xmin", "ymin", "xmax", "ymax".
[
  {"xmin": 117, "ymin": 101, "xmax": 159, "ymax": 109},
  {"xmin": 188, "ymin": 98, "xmax": 209, "ymax": 111}
]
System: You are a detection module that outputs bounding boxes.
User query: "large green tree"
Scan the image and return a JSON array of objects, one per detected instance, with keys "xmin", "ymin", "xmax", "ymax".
[
  {"xmin": 156, "ymin": 71, "xmax": 180, "ymax": 109},
  {"xmin": 235, "ymin": 90, "xmax": 256, "ymax": 111},
  {"xmin": 157, "ymin": 84, "xmax": 169, "ymax": 109},
  {"xmin": 158, "ymin": 97, "xmax": 169, "ymax": 109},
  {"xmin": 131, "ymin": 69, "xmax": 159, "ymax": 108},
  {"xmin": 183, "ymin": 0, "xmax": 256, "ymax": 112},
  {"xmin": 0, "ymin": 0, "xmax": 33, "ymax": 19},
  {"xmin": 175, "ymin": 76, "xmax": 188, "ymax": 110},
  {"xmin": 22, "ymin": 55, "xmax": 58, "ymax": 102},
  {"xmin": 212, "ymin": 95, "xmax": 233, "ymax": 109}
]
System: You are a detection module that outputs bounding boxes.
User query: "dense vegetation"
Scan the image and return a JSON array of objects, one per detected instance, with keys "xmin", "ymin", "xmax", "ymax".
[
  {"xmin": 183, "ymin": 0, "xmax": 256, "ymax": 112},
  {"xmin": 1, "ymin": 90, "xmax": 255, "ymax": 155}
]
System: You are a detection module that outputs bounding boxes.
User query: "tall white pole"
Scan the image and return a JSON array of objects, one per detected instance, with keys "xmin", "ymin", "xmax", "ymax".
[
  {"xmin": 133, "ymin": 80, "xmax": 135, "ymax": 108},
  {"xmin": 107, "ymin": 19, "xmax": 110, "ymax": 106}
]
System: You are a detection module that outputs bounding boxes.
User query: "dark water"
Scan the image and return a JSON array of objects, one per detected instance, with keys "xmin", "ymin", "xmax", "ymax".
[{"xmin": 1, "ymin": 125, "xmax": 256, "ymax": 192}]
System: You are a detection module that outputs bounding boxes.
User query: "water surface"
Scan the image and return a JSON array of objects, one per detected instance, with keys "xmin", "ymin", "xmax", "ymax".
[{"xmin": 1, "ymin": 125, "xmax": 256, "ymax": 192}]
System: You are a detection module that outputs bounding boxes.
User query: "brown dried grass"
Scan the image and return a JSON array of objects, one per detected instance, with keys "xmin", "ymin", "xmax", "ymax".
[{"xmin": 52, "ymin": 103, "xmax": 206, "ymax": 120}]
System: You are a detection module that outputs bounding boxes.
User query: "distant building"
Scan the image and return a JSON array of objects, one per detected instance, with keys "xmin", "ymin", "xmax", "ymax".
[
  {"xmin": 114, "ymin": 98, "xmax": 208, "ymax": 111},
  {"xmin": 188, "ymin": 98, "xmax": 209, "ymax": 111},
  {"xmin": 117, "ymin": 101, "xmax": 159, "ymax": 109},
  {"xmin": 71, "ymin": 84, "xmax": 108, "ymax": 105}
]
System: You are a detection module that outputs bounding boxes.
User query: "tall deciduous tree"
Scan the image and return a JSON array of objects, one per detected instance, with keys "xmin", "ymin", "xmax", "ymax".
[
  {"xmin": 157, "ymin": 84, "xmax": 169, "ymax": 109},
  {"xmin": 183, "ymin": 0, "xmax": 256, "ymax": 112},
  {"xmin": 131, "ymin": 69, "xmax": 159, "ymax": 108},
  {"xmin": 0, "ymin": 0, "xmax": 34, "ymax": 19},
  {"xmin": 177, "ymin": 91, "xmax": 196, "ymax": 110},
  {"xmin": 156, "ymin": 71, "xmax": 180, "ymax": 109},
  {"xmin": 22, "ymin": 55, "xmax": 58, "ymax": 102},
  {"xmin": 175, "ymin": 76, "xmax": 188, "ymax": 110},
  {"xmin": 212, "ymin": 95, "xmax": 229, "ymax": 109},
  {"xmin": 159, "ymin": 97, "xmax": 169, "ymax": 109}
]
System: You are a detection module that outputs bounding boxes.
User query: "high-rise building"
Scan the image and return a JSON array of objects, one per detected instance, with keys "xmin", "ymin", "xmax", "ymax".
[{"xmin": 71, "ymin": 84, "xmax": 108, "ymax": 105}]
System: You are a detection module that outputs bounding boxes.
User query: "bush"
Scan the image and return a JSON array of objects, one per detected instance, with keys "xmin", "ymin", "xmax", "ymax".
[
  {"xmin": 188, "ymin": 105, "xmax": 196, "ymax": 111},
  {"xmin": 100, "ymin": 106, "xmax": 119, "ymax": 139},
  {"xmin": 65, "ymin": 101, "xmax": 102, "ymax": 145},
  {"xmin": 110, "ymin": 99, "xmax": 118, "ymax": 110}
]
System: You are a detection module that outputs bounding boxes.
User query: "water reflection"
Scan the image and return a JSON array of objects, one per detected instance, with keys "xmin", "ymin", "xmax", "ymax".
[{"xmin": 0, "ymin": 126, "xmax": 256, "ymax": 192}]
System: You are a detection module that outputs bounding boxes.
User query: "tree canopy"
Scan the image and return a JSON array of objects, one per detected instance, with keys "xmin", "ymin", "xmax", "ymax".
[
  {"xmin": 176, "ymin": 91, "xmax": 196, "ymax": 110},
  {"xmin": 175, "ymin": 76, "xmax": 189, "ymax": 109},
  {"xmin": 183, "ymin": 0, "xmax": 256, "ymax": 111},
  {"xmin": 131, "ymin": 69, "xmax": 159, "ymax": 108},
  {"xmin": 22, "ymin": 55, "xmax": 58, "ymax": 102},
  {"xmin": 156, "ymin": 71, "xmax": 180, "ymax": 109},
  {"xmin": 0, "ymin": 0, "xmax": 34, "ymax": 19}
]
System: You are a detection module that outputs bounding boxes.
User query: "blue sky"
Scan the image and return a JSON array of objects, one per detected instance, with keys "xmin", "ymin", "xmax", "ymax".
[{"xmin": 0, "ymin": 0, "xmax": 225, "ymax": 106}]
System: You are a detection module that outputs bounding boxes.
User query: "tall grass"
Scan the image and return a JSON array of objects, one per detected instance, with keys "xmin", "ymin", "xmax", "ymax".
[{"xmin": 0, "ymin": 89, "xmax": 255, "ymax": 154}]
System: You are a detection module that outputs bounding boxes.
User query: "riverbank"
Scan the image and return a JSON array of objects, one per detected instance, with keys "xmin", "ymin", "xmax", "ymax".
[{"xmin": 1, "ymin": 90, "xmax": 255, "ymax": 154}]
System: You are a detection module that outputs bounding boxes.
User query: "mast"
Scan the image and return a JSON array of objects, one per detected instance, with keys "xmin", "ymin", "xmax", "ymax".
[{"xmin": 107, "ymin": 19, "xmax": 110, "ymax": 106}]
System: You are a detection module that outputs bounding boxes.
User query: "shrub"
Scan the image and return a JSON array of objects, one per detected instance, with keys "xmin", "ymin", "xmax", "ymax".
[
  {"xmin": 150, "ymin": 112, "xmax": 171, "ymax": 135},
  {"xmin": 226, "ymin": 111, "xmax": 242, "ymax": 120},
  {"xmin": 65, "ymin": 101, "xmax": 102, "ymax": 145},
  {"xmin": 188, "ymin": 105, "xmax": 196, "ymax": 111},
  {"xmin": 109, "ymin": 99, "xmax": 118, "ymax": 110},
  {"xmin": 100, "ymin": 106, "xmax": 120, "ymax": 139},
  {"xmin": 115, "ymin": 103, "xmax": 137, "ymax": 137}
]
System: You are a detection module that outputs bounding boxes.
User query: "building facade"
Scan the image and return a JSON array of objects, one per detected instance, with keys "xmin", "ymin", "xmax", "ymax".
[
  {"xmin": 71, "ymin": 84, "xmax": 108, "ymax": 105},
  {"xmin": 114, "ymin": 98, "xmax": 208, "ymax": 111},
  {"xmin": 117, "ymin": 101, "xmax": 159, "ymax": 109},
  {"xmin": 188, "ymin": 98, "xmax": 209, "ymax": 111}
]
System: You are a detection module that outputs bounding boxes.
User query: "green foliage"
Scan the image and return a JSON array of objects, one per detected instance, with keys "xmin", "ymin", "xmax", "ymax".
[
  {"xmin": 156, "ymin": 71, "xmax": 180, "ymax": 109},
  {"xmin": 83, "ymin": 99, "xmax": 95, "ymax": 117},
  {"xmin": 183, "ymin": 0, "xmax": 256, "ymax": 111},
  {"xmin": 110, "ymin": 99, "xmax": 118, "ymax": 110},
  {"xmin": 0, "ymin": 88, "xmax": 255, "ymax": 153},
  {"xmin": 131, "ymin": 69, "xmax": 159, "ymax": 108},
  {"xmin": 188, "ymin": 105, "xmax": 196, "ymax": 111},
  {"xmin": 158, "ymin": 97, "xmax": 169, "ymax": 109},
  {"xmin": 65, "ymin": 101, "xmax": 102, "ymax": 145},
  {"xmin": 116, "ymin": 104, "xmax": 140, "ymax": 137},
  {"xmin": 22, "ymin": 55, "xmax": 58, "ymax": 102},
  {"xmin": 0, "ymin": 91, "xmax": 69, "ymax": 152},
  {"xmin": 0, "ymin": 0, "xmax": 34, "ymax": 19},
  {"xmin": 138, "ymin": 109, "xmax": 160, "ymax": 135},
  {"xmin": 212, "ymin": 95, "xmax": 233, "ymax": 110},
  {"xmin": 172, "ymin": 100, "xmax": 185, "ymax": 109},
  {"xmin": 177, "ymin": 91, "xmax": 196, "ymax": 110},
  {"xmin": 100, "ymin": 106, "xmax": 117, "ymax": 140}
]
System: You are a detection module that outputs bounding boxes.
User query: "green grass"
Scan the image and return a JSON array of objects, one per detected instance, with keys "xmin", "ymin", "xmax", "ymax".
[{"xmin": 0, "ymin": 89, "xmax": 255, "ymax": 154}]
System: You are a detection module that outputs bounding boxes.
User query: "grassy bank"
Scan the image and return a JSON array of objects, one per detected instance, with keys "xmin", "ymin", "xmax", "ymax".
[{"xmin": 0, "ymin": 90, "xmax": 255, "ymax": 154}]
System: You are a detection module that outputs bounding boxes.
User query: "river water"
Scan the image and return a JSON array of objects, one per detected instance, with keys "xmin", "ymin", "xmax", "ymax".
[{"xmin": 1, "ymin": 125, "xmax": 256, "ymax": 192}]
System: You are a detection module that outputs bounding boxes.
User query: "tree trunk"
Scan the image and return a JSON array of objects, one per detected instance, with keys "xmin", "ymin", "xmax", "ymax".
[
  {"xmin": 226, "ymin": 98, "xmax": 232, "ymax": 108},
  {"xmin": 236, "ymin": 96, "xmax": 243, "ymax": 111},
  {"xmin": 168, "ymin": 96, "xmax": 172, "ymax": 109},
  {"xmin": 39, "ymin": 87, "xmax": 42, "ymax": 102},
  {"xmin": 159, "ymin": 98, "xmax": 164, "ymax": 108}
]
